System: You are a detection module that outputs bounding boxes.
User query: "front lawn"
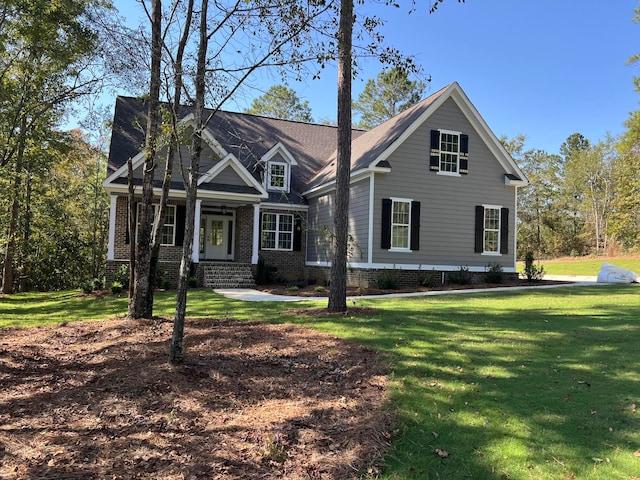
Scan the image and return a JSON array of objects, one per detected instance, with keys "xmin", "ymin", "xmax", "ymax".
[
  {"xmin": 518, "ymin": 255, "xmax": 640, "ymax": 277},
  {"xmin": 2, "ymin": 284, "xmax": 639, "ymax": 479}
]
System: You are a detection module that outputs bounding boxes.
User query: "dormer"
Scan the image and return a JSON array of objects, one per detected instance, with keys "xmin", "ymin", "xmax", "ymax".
[{"xmin": 261, "ymin": 142, "xmax": 298, "ymax": 193}]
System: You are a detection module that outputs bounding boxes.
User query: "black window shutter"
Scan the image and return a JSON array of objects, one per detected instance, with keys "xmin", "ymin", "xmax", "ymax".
[
  {"xmin": 381, "ymin": 199, "xmax": 392, "ymax": 249},
  {"xmin": 474, "ymin": 205, "xmax": 484, "ymax": 253},
  {"xmin": 430, "ymin": 130, "xmax": 440, "ymax": 171},
  {"xmin": 410, "ymin": 201, "xmax": 420, "ymax": 251},
  {"xmin": 500, "ymin": 208, "xmax": 509, "ymax": 254},
  {"xmin": 293, "ymin": 217, "xmax": 302, "ymax": 251},
  {"xmin": 258, "ymin": 212, "xmax": 263, "ymax": 250},
  {"xmin": 227, "ymin": 220, "xmax": 233, "ymax": 255},
  {"xmin": 460, "ymin": 134, "xmax": 469, "ymax": 174},
  {"xmin": 175, "ymin": 205, "xmax": 186, "ymax": 246}
]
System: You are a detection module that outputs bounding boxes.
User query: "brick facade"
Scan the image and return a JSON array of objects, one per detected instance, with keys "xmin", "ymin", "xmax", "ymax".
[
  {"xmin": 306, "ymin": 266, "xmax": 518, "ymax": 289},
  {"xmin": 107, "ymin": 196, "xmax": 308, "ymax": 286}
]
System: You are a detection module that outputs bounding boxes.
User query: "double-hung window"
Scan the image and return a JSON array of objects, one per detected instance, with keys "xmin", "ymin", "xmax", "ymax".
[
  {"xmin": 483, "ymin": 206, "xmax": 500, "ymax": 253},
  {"xmin": 267, "ymin": 162, "xmax": 288, "ymax": 191},
  {"xmin": 391, "ymin": 199, "xmax": 411, "ymax": 250},
  {"xmin": 137, "ymin": 204, "xmax": 176, "ymax": 246},
  {"xmin": 261, "ymin": 213, "xmax": 293, "ymax": 251},
  {"xmin": 430, "ymin": 130, "xmax": 469, "ymax": 175},
  {"xmin": 439, "ymin": 131, "xmax": 460, "ymax": 174}
]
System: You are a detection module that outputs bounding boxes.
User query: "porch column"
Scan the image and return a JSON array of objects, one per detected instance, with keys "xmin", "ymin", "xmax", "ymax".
[
  {"xmin": 107, "ymin": 194, "xmax": 117, "ymax": 261},
  {"xmin": 192, "ymin": 199, "xmax": 202, "ymax": 263},
  {"xmin": 251, "ymin": 203, "xmax": 260, "ymax": 264}
]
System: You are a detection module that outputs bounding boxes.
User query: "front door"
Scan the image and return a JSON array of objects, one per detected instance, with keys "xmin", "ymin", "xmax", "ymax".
[{"xmin": 200, "ymin": 214, "xmax": 234, "ymax": 260}]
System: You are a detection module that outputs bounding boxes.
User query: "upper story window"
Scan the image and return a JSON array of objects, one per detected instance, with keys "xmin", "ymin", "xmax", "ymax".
[
  {"xmin": 430, "ymin": 129, "xmax": 469, "ymax": 175},
  {"xmin": 267, "ymin": 161, "xmax": 288, "ymax": 191},
  {"xmin": 439, "ymin": 131, "xmax": 460, "ymax": 174},
  {"xmin": 137, "ymin": 204, "xmax": 176, "ymax": 246}
]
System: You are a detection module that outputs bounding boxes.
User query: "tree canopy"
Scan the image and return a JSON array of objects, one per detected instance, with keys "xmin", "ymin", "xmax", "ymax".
[
  {"xmin": 246, "ymin": 85, "xmax": 313, "ymax": 122},
  {"xmin": 353, "ymin": 67, "xmax": 426, "ymax": 129}
]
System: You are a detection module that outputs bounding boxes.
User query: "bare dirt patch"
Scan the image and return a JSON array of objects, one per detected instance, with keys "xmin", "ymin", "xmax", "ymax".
[{"xmin": 0, "ymin": 317, "xmax": 390, "ymax": 479}]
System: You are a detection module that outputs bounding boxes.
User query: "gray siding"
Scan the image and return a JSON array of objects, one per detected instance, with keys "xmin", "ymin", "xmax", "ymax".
[
  {"xmin": 306, "ymin": 192, "xmax": 334, "ymax": 263},
  {"xmin": 210, "ymin": 165, "xmax": 247, "ymax": 187},
  {"xmin": 306, "ymin": 178, "xmax": 370, "ymax": 263},
  {"xmin": 348, "ymin": 178, "xmax": 370, "ymax": 263},
  {"xmin": 373, "ymin": 97, "xmax": 516, "ymax": 269}
]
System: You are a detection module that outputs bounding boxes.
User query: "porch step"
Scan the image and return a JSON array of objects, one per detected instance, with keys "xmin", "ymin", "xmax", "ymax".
[{"xmin": 203, "ymin": 263, "xmax": 255, "ymax": 289}]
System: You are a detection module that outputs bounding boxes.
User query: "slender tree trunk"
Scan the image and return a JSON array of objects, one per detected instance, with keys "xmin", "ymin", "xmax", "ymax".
[
  {"xmin": 2, "ymin": 115, "xmax": 27, "ymax": 295},
  {"xmin": 147, "ymin": 0, "xmax": 193, "ymax": 314},
  {"xmin": 170, "ymin": 0, "xmax": 208, "ymax": 365},
  {"xmin": 129, "ymin": 0, "xmax": 162, "ymax": 319},
  {"xmin": 19, "ymin": 170, "xmax": 32, "ymax": 292},
  {"xmin": 327, "ymin": 0, "xmax": 353, "ymax": 313},
  {"xmin": 127, "ymin": 158, "xmax": 136, "ymax": 299}
]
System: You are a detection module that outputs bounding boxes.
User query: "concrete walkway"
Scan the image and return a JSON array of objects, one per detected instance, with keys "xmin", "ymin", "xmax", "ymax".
[{"xmin": 214, "ymin": 275, "xmax": 607, "ymax": 302}]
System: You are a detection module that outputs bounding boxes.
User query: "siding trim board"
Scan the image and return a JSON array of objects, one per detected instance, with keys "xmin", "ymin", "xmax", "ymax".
[{"xmin": 305, "ymin": 260, "xmax": 517, "ymax": 274}]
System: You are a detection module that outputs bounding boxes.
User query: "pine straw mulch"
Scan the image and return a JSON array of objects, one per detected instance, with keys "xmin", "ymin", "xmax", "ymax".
[{"xmin": 0, "ymin": 317, "xmax": 391, "ymax": 479}]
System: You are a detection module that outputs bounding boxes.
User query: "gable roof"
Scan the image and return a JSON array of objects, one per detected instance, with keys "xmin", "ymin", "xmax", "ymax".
[
  {"xmin": 106, "ymin": 96, "xmax": 350, "ymax": 196},
  {"xmin": 303, "ymin": 82, "xmax": 527, "ymax": 192}
]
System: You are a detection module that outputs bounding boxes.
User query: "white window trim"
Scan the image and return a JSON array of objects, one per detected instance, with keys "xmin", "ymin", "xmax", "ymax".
[
  {"xmin": 266, "ymin": 160, "xmax": 290, "ymax": 192},
  {"xmin": 389, "ymin": 197, "xmax": 412, "ymax": 252},
  {"xmin": 437, "ymin": 129, "xmax": 461, "ymax": 177},
  {"xmin": 261, "ymin": 212, "xmax": 294, "ymax": 251},
  {"xmin": 137, "ymin": 204, "xmax": 177, "ymax": 246},
  {"xmin": 482, "ymin": 204, "xmax": 501, "ymax": 255}
]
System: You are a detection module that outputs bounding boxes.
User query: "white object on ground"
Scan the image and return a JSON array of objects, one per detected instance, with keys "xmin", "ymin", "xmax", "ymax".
[{"xmin": 596, "ymin": 263, "xmax": 639, "ymax": 284}]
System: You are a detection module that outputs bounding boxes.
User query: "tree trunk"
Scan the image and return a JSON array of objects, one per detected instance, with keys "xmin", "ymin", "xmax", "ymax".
[
  {"xmin": 128, "ymin": 0, "xmax": 162, "ymax": 319},
  {"xmin": 170, "ymin": 0, "xmax": 208, "ymax": 365},
  {"xmin": 2, "ymin": 114, "xmax": 27, "ymax": 295},
  {"xmin": 148, "ymin": 0, "xmax": 193, "ymax": 317},
  {"xmin": 327, "ymin": 0, "xmax": 353, "ymax": 313},
  {"xmin": 127, "ymin": 157, "xmax": 136, "ymax": 299}
]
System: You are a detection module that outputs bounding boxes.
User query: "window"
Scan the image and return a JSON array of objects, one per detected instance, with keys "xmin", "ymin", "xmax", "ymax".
[
  {"xmin": 267, "ymin": 162, "xmax": 288, "ymax": 191},
  {"xmin": 381, "ymin": 198, "xmax": 420, "ymax": 251},
  {"xmin": 211, "ymin": 220, "xmax": 224, "ymax": 246},
  {"xmin": 475, "ymin": 205, "xmax": 509, "ymax": 255},
  {"xmin": 439, "ymin": 131, "xmax": 460, "ymax": 174},
  {"xmin": 137, "ymin": 204, "xmax": 176, "ymax": 246},
  {"xmin": 430, "ymin": 130, "xmax": 469, "ymax": 174},
  {"xmin": 261, "ymin": 213, "xmax": 293, "ymax": 250},
  {"xmin": 483, "ymin": 207, "xmax": 500, "ymax": 253},
  {"xmin": 391, "ymin": 200, "xmax": 411, "ymax": 250}
]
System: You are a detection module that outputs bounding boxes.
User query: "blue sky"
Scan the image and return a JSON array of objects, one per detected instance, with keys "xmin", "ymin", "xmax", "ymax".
[{"xmin": 111, "ymin": 0, "xmax": 640, "ymax": 155}]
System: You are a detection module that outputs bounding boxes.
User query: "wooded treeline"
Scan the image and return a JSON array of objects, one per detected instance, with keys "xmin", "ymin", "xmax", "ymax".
[{"xmin": 1, "ymin": 0, "xmax": 639, "ymax": 296}]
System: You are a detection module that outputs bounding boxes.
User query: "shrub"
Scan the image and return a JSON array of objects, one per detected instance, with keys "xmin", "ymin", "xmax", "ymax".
[
  {"xmin": 485, "ymin": 263, "xmax": 504, "ymax": 284},
  {"xmin": 449, "ymin": 266, "xmax": 471, "ymax": 285},
  {"xmin": 81, "ymin": 280, "xmax": 94, "ymax": 294},
  {"xmin": 188, "ymin": 276, "xmax": 198, "ymax": 288},
  {"xmin": 114, "ymin": 264, "xmax": 129, "ymax": 288},
  {"xmin": 377, "ymin": 269, "xmax": 398, "ymax": 289},
  {"xmin": 111, "ymin": 281, "xmax": 123, "ymax": 294},
  {"xmin": 161, "ymin": 279, "xmax": 171, "ymax": 290},
  {"xmin": 92, "ymin": 277, "xmax": 104, "ymax": 290},
  {"xmin": 288, "ymin": 285, "xmax": 300, "ymax": 292},
  {"xmin": 314, "ymin": 285, "xmax": 326, "ymax": 292},
  {"xmin": 421, "ymin": 269, "xmax": 440, "ymax": 288},
  {"xmin": 522, "ymin": 251, "xmax": 545, "ymax": 281}
]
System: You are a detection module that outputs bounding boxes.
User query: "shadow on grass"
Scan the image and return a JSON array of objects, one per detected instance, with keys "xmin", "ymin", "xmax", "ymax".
[{"xmin": 277, "ymin": 285, "xmax": 640, "ymax": 479}]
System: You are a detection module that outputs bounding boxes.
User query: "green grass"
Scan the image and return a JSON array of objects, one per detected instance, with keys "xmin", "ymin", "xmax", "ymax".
[
  {"xmin": 2, "ymin": 284, "xmax": 639, "ymax": 479},
  {"xmin": 517, "ymin": 256, "xmax": 640, "ymax": 277}
]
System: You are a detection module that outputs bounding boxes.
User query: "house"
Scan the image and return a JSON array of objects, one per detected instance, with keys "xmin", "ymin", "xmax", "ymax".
[{"xmin": 103, "ymin": 82, "xmax": 528, "ymax": 288}]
